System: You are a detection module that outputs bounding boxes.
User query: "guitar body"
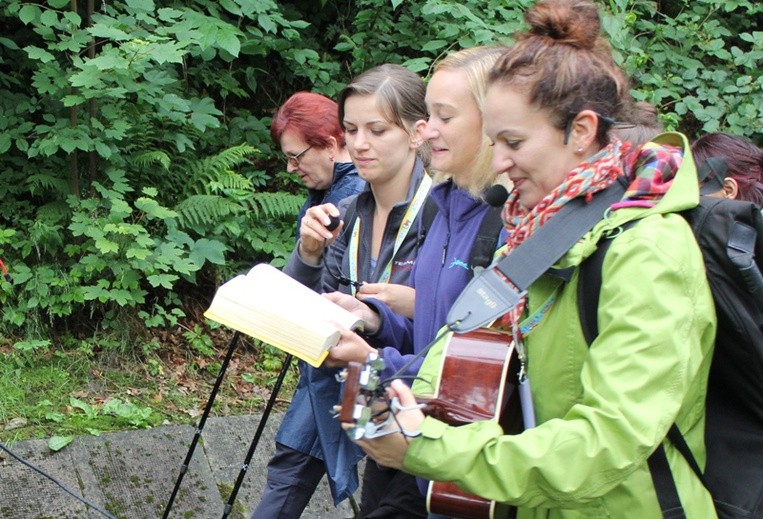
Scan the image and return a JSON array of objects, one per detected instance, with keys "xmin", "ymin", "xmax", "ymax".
[
  {"xmin": 335, "ymin": 329, "xmax": 521, "ymax": 518},
  {"xmin": 425, "ymin": 329, "xmax": 521, "ymax": 519}
]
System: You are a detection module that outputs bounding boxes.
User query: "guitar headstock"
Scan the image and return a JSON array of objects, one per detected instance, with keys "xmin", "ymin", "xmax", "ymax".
[{"xmin": 334, "ymin": 353, "xmax": 386, "ymax": 440}]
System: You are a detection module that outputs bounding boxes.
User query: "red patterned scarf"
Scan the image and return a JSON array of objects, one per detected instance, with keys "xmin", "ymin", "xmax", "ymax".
[{"xmin": 499, "ymin": 138, "xmax": 684, "ymax": 334}]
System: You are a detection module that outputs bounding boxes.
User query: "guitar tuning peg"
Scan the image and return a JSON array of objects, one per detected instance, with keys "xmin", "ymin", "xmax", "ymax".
[
  {"xmin": 335, "ymin": 369, "xmax": 348, "ymax": 383},
  {"xmin": 346, "ymin": 427, "xmax": 365, "ymax": 441}
]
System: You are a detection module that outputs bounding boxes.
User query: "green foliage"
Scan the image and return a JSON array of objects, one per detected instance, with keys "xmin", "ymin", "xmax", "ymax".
[
  {"xmin": 182, "ymin": 324, "xmax": 215, "ymax": 357},
  {"xmin": 602, "ymin": 0, "xmax": 763, "ymax": 137},
  {"xmin": 1, "ymin": 0, "xmax": 761, "ymax": 351}
]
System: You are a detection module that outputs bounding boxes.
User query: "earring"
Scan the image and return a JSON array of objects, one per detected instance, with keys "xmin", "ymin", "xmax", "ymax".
[{"xmin": 576, "ymin": 147, "xmax": 584, "ymax": 154}]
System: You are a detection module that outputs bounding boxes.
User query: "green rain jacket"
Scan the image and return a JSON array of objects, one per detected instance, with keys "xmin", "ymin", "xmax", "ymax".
[{"xmin": 405, "ymin": 133, "xmax": 717, "ymax": 518}]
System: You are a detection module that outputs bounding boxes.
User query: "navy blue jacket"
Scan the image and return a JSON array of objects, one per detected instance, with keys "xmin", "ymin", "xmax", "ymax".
[{"xmin": 295, "ymin": 161, "xmax": 366, "ymax": 240}]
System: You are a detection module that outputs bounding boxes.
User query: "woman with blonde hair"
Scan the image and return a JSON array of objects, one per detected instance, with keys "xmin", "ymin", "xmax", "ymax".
[
  {"xmin": 323, "ymin": 46, "xmax": 507, "ymax": 518},
  {"xmin": 339, "ymin": 1, "xmax": 717, "ymax": 517}
]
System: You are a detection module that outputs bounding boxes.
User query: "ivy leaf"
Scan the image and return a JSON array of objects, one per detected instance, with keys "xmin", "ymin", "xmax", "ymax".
[
  {"xmin": 216, "ymin": 26, "xmax": 241, "ymax": 57},
  {"xmin": 88, "ymin": 25, "xmax": 132, "ymax": 41},
  {"xmin": 135, "ymin": 197, "xmax": 178, "ymax": 219},
  {"xmin": 190, "ymin": 238, "xmax": 227, "ymax": 266},
  {"xmin": 18, "ymin": 5, "xmax": 41, "ymax": 25},
  {"xmin": 24, "ymin": 46, "xmax": 55, "ymax": 63},
  {"xmin": 125, "ymin": 0, "xmax": 155, "ymax": 12},
  {"xmin": 48, "ymin": 436, "xmax": 74, "ymax": 452}
]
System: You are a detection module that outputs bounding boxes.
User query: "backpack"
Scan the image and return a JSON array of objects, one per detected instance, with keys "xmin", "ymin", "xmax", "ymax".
[
  {"xmin": 578, "ymin": 196, "xmax": 763, "ymax": 519},
  {"xmin": 466, "ymin": 205, "xmax": 504, "ymax": 277}
]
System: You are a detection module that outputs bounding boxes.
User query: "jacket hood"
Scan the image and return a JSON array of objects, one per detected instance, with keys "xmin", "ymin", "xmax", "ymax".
[{"xmin": 564, "ymin": 132, "xmax": 699, "ymax": 267}]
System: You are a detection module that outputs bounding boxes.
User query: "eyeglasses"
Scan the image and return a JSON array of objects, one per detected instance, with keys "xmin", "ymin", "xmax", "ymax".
[{"xmin": 285, "ymin": 145, "xmax": 313, "ymax": 167}]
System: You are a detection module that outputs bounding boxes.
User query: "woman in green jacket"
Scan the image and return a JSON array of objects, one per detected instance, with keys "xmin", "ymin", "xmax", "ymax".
[{"xmin": 337, "ymin": 0, "xmax": 717, "ymax": 517}]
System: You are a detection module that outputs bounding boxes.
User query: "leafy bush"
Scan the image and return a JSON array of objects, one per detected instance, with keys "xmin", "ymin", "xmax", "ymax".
[{"xmin": 0, "ymin": 0, "xmax": 761, "ymax": 349}]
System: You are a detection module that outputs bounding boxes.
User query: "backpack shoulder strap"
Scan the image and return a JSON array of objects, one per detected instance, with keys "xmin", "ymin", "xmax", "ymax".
[
  {"xmin": 577, "ymin": 218, "xmax": 707, "ymax": 517},
  {"xmin": 577, "ymin": 220, "xmax": 637, "ymax": 345},
  {"xmin": 469, "ymin": 205, "xmax": 504, "ymax": 278},
  {"xmin": 341, "ymin": 196, "xmax": 360, "ymax": 233},
  {"xmin": 415, "ymin": 194, "xmax": 439, "ymax": 246}
]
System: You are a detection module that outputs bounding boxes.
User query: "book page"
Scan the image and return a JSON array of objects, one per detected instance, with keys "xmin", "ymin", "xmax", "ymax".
[{"xmin": 204, "ymin": 263, "xmax": 362, "ymax": 366}]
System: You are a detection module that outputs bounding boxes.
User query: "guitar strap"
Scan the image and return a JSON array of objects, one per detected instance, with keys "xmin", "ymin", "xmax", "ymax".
[{"xmin": 446, "ymin": 176, "xmax": 628, "ymax": 333}]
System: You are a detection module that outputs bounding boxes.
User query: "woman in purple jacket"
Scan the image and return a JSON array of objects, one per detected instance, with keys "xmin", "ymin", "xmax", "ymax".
[{"xmin": 324, "ymin": 46, "xmax": 508, "ymax": 518}]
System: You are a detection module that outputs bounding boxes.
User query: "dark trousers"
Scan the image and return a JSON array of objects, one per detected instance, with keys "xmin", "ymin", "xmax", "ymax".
[
  {"xmin": 251, "ymin": 442, "xmax": 326, "ymax": 519},
  {"xmin": 358, "ymin": 462, "xmax": 427, "ymax": 519}
]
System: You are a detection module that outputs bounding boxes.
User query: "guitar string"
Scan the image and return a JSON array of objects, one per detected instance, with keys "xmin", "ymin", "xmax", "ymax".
[
  {"xmin": 354, "ymin": 323, "xmax": 466, "ymax": 439},
  {"xmin": 381, "ymin": 320, "xmax": 464, "ymax": 387}
]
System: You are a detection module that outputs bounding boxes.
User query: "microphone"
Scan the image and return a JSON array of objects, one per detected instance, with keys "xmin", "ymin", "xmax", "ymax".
[
  {"xmin": 326, "ymin": 214, "xmax": 341, "ymax": 231},
  {"xmin": 484, "ymin": 184, "xmax": 509, "ymax": 207}
]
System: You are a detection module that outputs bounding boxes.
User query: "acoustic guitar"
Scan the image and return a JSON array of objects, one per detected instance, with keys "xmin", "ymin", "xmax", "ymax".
[{"xmin": 336, "ymin": 328, "xmax": 522, "ymax": 519}]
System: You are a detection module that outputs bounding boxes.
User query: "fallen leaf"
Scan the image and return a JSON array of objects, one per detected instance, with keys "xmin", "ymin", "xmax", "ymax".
[
  {"xmin": 184, "ymin": 408, "xmax": 202, "ymax": 418},
  {"xmin": 5, "ymin": 417, "xmax": 27, "ymax": 431}
]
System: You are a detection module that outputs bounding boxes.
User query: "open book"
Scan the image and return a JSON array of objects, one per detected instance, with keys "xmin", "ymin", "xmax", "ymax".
[{"xmin": 204, "ymin": 263, "xmax": 363, "ymax": 367}]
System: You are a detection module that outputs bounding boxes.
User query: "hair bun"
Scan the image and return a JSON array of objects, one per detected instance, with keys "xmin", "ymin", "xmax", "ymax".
[{"xmin": 525, "ymin": 0, "xmax": 601, "ymax": 50}]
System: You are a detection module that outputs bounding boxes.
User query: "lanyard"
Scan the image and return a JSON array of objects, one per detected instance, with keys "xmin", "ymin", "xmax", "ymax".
[{"xmin": 347, "ymin": 174, "xmax": 432, "ymax": 295}]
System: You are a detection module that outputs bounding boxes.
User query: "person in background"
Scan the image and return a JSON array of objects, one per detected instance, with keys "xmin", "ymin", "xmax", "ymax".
[
  {"xmin": 323, "ymin": 46, "xmax": 507, "ymax": 518},
  {"xmin": 339, "ymin": 1, "xmax": 717, "ymax": 517},
  {"xmin": 691, "ymin": 132, "xmax": 763, "ymax": 207},
  {"xmin": 612, "ymin": 100, "xmax": 664, "ymax": 148},
  {"xmin": 253, "ymin": 65, "xmax": 431, "ymax": 519},
  {"xmin": 271, "ymin": 91, "xmax": 366, "ymax": 240}
]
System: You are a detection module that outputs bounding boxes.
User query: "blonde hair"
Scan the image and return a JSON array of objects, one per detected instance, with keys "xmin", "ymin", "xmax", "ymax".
[{"xmin": 430, "ymin": 46, "xmax": 505, "ymax": 196}]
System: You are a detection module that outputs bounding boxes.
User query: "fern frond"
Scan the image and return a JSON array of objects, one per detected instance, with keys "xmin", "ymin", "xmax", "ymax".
[
  {"xmin": 186, "ymin": 144, "xmax": 259, "ymax": 193},
  {"xmin": 36, "ymin": 201, "xmax": 71, "ymax": 224},
  {"xmin": 134, "ymin": 151, "xmax": 171, "ymax": 171},
  {"xmin": 247, "ymin": 192, "xmax": 304, "ymax": 219},
  {"xmin": 26, "ymin": 173, "xmax": 70, "ymax": 197},
  {"xmin": 208, "ymin": 170, "xmax": 253, "ymax": 195},
  {"xmin": 174, "ymin": 194, "xmax": 244, "ymax": 228}
]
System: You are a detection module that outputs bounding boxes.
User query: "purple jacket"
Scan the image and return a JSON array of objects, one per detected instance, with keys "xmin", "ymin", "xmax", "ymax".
[{"xmin": 365, "ymin": 180, "xmax": 506, "ymax": 381}]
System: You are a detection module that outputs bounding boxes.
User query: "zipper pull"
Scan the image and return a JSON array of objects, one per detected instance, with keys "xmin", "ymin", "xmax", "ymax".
[{"xmin": 441, "ymin": 232, "xmax": 450, "ymax": 266}]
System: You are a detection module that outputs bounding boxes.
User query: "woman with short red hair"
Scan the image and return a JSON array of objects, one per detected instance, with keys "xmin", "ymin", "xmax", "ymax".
[{"xmin": 271, "ymin": 91, "xmax": 366, "ymax": 239}]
